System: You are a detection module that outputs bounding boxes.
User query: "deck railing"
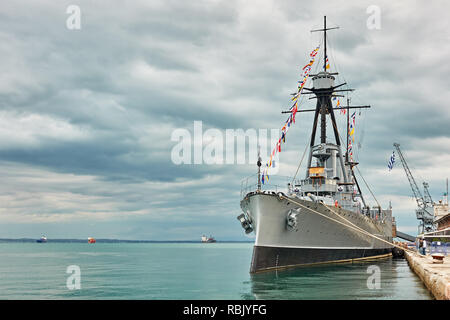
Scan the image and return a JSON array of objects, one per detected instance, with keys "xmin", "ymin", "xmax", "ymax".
[{"xmin": 240, "ymin": 174, "xmax": 301, "ymax": 199}]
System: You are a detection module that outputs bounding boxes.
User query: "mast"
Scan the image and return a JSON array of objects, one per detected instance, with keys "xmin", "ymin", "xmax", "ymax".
[
  {"xmin": 257, "ymin": 145, "xmax": 262, "ymax": 191},
  {"xmin": 308, "ymin": 16, "xmax": 349, "ymax": 186},
  {"xmin": 321, "ymin": 16, "xmax": 328, "ymax": 143},
  {"xmin": 346, "ymin": 96, "xmax": 350, "ymax": 162},
  {"xmin": 310, "ymin": 15, "xmax": 342, "ymax": 148},
  {"xmin": 285, "ymin": 17, "xmax": 370, "ymax": 195},
  {"xmin": 323, "ymin": 16, "xmax": 327, "ymax": 73}
]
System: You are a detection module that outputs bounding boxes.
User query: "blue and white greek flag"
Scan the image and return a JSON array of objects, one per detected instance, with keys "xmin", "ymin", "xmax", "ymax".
[{"xmin": 388, "ymin": 151, "xmax": 395, "ymax": 171}]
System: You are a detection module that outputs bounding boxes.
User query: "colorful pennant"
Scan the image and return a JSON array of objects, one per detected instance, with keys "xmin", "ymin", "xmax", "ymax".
[{"xmin": 262, "ymin": 44, "xmax": 321, "ymax": 182}]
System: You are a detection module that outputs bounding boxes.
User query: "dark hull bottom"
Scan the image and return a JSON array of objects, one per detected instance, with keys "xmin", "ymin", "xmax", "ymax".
[{"xmin": 250, "ymin": 246, "xmax": 393, "ymax": 273}]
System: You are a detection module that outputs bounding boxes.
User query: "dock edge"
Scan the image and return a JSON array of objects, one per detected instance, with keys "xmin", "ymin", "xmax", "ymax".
[{"xmin": 405, "ymin": 251, "xmax": 450, "ymax": 300}]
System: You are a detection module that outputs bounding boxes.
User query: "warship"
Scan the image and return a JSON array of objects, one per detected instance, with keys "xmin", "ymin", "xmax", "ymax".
[{"xmin": 237, "ymin": 17, "xmax": 394, "ymax": 273}]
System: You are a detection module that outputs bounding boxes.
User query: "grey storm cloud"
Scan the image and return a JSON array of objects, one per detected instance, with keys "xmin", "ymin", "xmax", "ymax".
[{"xmin": 0, "ymin": 0, "xmax": 449, "ymax": 239}]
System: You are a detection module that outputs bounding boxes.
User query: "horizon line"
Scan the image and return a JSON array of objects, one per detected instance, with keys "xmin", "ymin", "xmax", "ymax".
[{"xmin": 0, "ymin": 237, "xmax": 254, "ymax": 243}]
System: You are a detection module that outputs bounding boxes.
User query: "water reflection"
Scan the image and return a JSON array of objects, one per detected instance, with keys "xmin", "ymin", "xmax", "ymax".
[{"xmin": 242, "ymin": 258, "xmax": 433, "ymax": 300}]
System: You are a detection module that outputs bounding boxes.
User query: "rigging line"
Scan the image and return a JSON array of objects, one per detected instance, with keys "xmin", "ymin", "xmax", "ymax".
[
  {"xmin": 288, "ymin": 38, "xmax": 322, "ymax": 110},
  {"xmin": 329, "ymin": 92, "xmax": 368, "ymax": 164},
  {"xmin": 354, "ymin": 165, "xmax": 382, "ymax": 208},
  {"xmin": 328, "ymin": 113, "xmax": 379, "ymax": 206},
  {"xmin": 316, "ymin": 32, "xmax": 380, "ymax": 207},
  {"xmin": 356, "ymin": 103, "xmax": 367, "ymax": 151},
  {"xmin": 279, "ymin": 194, "xmax": 422, "ymax": 256},
  {"xmin": 330, "ymin": 41, "xmax": 365, "ymax": 155},
  {"xmin": 290, "ymin": 131, "xmax": 312, "ymax": 185},
  {"xmin": 327, "ymin": 32, "xmax": 352, "ymax": 100},
  {"xmin": 276, "ymin": 42, "xmax": 323, "ymax": 173},
  {"xmin": 289, "ymin": 36, "xmax": 337, "ymax": 186},
  {"xmin": 311, "ymin": 34, "xmax": 324, "ymax": 75},
  {"xmin": 326, "ymin": 34, "xmax": 351, "ymax": 145},
  {"xmin": 297, "ymin": 89, "xmax": 307, "ymax": 107},
  {"xmin": 326, "ymin": 32, "xmax": 341, "ymax": 81}
]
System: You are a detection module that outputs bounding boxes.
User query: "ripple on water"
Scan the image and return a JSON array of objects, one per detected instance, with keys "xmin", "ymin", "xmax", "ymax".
[{"xmin": 0, "ymin": 243, "xmax": 434, "ymax": 299}]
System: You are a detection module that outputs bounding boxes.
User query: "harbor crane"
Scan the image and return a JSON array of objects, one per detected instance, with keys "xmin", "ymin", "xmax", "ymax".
[{"xmin": 393, "ymin": 143, "xmax": 435, "ymax": 234}]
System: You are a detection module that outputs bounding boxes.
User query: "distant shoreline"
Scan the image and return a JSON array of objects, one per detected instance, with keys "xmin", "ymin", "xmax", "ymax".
[{"xmin": 0, "ymin": 238, "xmax": 253, "ymax": 243}]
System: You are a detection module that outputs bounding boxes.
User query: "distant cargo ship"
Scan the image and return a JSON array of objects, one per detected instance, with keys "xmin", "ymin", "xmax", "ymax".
[
  {"xmin": 36, "ymin": 236, "xmax": 47, "ymax": 243},
  {"xmin": 201, "ymin": 235, "xmax": 216, "ymax": 243},
  {"xmin": 88, "ymin": 237, "xmax": 96, "ymax": 244}
]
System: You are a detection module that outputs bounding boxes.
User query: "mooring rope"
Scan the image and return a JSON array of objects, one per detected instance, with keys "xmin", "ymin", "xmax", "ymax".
[
  {"xmin": 318, "ymin": 199, "xmax": 383, "ymax": 236},
  {"xmin": 279, "ymin": 194, "xmax": 421, "ymax": 256}
]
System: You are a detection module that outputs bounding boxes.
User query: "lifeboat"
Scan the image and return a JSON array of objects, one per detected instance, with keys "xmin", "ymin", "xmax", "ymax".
[{"xmin": 88, "ymin": 237, "xmax": 96, "ymax": 244}]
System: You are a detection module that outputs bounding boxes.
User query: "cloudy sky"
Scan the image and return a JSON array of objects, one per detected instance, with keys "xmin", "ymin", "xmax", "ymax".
[{"xmin": 0, "ymin": 0, "xmax": 449, "ymax": 240}]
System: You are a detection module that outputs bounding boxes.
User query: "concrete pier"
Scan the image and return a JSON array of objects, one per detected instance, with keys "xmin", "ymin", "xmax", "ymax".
[{"xmin": 405, "ymin": 251, "xmax": 450, "ymax": 300}]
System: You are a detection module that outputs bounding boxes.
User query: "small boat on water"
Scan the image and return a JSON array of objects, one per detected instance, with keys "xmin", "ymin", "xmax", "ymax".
[
  {"xmin": 201, "ymin": 235, "xmax": 216, "ymax": 243},
  {"xmin": 36, "ymin": 236, "xmax": 47, "ymax": 243},
  {"xmin": 88, "ymin": 237, "xmax": 96, "ymax": 244}
]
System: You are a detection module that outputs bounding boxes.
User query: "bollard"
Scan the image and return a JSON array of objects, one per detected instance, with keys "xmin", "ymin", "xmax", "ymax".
[{"xmin": 431, "ymin": 253, "xmax": 445, "ymax": 264}]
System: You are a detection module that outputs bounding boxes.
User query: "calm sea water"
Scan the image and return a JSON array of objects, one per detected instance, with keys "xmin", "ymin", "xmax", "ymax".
[{"xmin": 0, "ymin": 242, "xmax": 433, "ymax": 300}]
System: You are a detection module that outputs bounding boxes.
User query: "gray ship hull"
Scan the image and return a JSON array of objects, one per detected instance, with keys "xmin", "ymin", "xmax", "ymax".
[{"xmin": 241, "ymin": 192, "xmax": 393, "ymax": 273}]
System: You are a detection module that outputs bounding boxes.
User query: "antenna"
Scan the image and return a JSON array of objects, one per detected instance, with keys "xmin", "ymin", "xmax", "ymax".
[{"xmin": 311, "ymin": 16, "xmax": 339, "ymax": 72}]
